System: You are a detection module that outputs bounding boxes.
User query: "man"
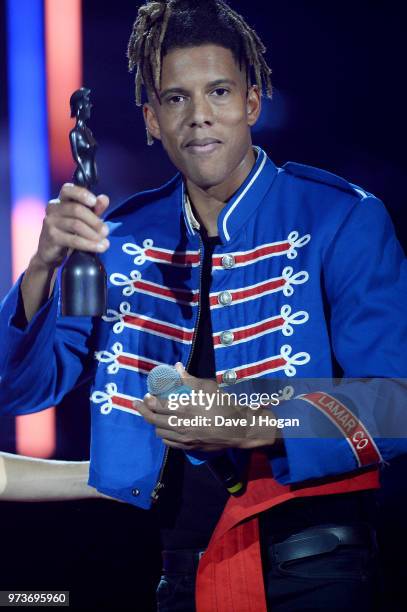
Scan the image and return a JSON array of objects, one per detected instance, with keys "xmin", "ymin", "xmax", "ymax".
[{"xmin": 0, "ymin": 1, "xmax": 406, "ymax": 610}]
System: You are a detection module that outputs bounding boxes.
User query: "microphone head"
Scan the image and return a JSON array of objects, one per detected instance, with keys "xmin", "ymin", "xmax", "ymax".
[{"xmin": 147, "ymin": 364, "xmax": 182, "ymax": 396}]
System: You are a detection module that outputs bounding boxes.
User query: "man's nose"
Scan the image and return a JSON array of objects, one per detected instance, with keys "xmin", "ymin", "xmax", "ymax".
[{"xmin": 188, "ymin": 95, "xmax": 214, "ymax": 127}]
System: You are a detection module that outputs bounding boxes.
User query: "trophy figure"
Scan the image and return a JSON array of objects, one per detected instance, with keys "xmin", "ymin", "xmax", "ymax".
[{"xmin": 61, "ymin": 87, "xmax": 107, "ymax": 316}]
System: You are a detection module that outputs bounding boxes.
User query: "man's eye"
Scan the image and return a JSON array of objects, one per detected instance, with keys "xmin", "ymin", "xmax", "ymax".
[
  {"xmin": 211, "ymin": 88, "xmax": 230, "ymax": 97},
  {"xmin": 168, "ymin": 95, "xmax": 186, "ymax": 104}
]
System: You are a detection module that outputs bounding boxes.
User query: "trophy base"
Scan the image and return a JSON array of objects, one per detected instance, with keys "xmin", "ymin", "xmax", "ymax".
[{"xmin": 61, "ymin": 250, "xmax": 107, "ymax": 317}]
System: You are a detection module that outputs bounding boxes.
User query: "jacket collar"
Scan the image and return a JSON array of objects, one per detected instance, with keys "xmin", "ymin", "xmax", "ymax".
[{"xmin": 182, "ymin": 147, "xmax": 278, "ymax": 245}]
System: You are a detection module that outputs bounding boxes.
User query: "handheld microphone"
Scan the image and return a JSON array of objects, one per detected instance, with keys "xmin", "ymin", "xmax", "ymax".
[
  {"xmin": 147, "ymin": 364, "xmax": 193, "ymax": 397},
  {"xmin": 147, "ymin": 365, "xmax": 245, "ymax": 496}
]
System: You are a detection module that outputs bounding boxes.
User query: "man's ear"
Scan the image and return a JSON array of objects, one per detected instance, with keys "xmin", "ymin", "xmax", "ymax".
[
  {"xmin": 246, "ymin": 85, "xmax": 261, "ymax": 127},
  {"xmin": 143, "ymin": 103, "xmax": 162, "ymax": 141}
]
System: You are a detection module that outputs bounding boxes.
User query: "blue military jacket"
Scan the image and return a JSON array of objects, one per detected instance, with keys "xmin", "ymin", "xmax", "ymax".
[{"xmin": 1, "ymin": 147, "xmax": 406, "ymax": 508}]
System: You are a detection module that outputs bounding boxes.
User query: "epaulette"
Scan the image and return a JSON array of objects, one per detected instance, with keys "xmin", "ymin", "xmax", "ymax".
[
  {"xmin": 104, "ymin": 172, "xmax": 181, "ymax": 222},
  {"xmin": 282, "ymin": 161, "xmax": 370, "ymax": 199}
]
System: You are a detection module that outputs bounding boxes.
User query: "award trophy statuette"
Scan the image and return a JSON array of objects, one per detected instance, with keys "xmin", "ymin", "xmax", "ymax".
[{"xmin": 61, "ymin": 87, "xmax": 107, "ymax": 316}]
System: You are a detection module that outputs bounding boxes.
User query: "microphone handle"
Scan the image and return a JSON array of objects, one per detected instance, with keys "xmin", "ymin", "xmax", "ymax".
[
  {"xmin": 156, "ymin": 386, "xmax": 245, "ymax": 496},
  {"xmin": 206, "ymin": 454, "xmax": 245, "ymax": 496}
]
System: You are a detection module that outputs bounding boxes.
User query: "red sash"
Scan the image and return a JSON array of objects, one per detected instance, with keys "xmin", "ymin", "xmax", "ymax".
[{"xmin": 196, "ymin": 452, "xmax": 379, "ymax": 612}]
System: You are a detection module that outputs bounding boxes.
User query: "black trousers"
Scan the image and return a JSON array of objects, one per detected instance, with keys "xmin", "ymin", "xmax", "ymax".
[{"xmin": 156, "ymin": 491, "xmax": 381, "ymax": 612}]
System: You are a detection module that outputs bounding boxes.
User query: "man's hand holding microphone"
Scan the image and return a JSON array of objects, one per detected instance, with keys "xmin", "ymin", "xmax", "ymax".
[{"xmin": 134, "ymin": 363, "xmax": 279, "ymax": 452}]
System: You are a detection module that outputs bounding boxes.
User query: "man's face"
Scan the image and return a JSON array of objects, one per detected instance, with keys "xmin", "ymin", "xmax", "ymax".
[{"xmin": 143, "ymin": 44, "xmax": 261, "ymax": 190}]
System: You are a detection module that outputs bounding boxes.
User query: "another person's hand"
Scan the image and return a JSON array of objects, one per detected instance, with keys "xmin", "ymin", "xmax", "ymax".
[
  {"xmin": 0, "ymin": 454, "xmax": 121, "ymax": 502},
  {"xmin": 34, "ymin": 183, "xmax": 110, "ymax": 270}
]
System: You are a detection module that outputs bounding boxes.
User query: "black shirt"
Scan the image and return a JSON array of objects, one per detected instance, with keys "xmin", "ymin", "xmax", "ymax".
[{"xmin": 153, "ymin": 229, "xmax": 229, "ymax": 550}]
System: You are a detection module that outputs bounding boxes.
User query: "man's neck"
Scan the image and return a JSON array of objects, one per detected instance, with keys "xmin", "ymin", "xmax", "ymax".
[{"xmin": 185, "ymin": 147, "xmax": 256, "ymax": 237}]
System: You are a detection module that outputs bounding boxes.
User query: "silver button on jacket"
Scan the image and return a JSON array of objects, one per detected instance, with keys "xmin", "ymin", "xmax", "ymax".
[
  {"xmin": 222, "ymin": 254, "xmax": 236, "ymax": 269},
  {"xmin": 218, "ymin": 290, "xmax": 232, "ymax": 306},
  {"xmin": 220, "ymin": 330, "xmax": 234, "ymax": 346},
  {"xmin": 222, "ymin": 369, "xmax": 237, "ymax": 384}
]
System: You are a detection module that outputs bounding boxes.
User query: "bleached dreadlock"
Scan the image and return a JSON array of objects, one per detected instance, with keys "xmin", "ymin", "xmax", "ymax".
[{"xmin": 127, "ymin": 0, "xmax": 272, "ymax": 144}]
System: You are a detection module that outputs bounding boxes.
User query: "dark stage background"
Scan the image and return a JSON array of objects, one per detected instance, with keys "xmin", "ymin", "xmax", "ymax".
[{"xmin": 0, "ymin": 1, "xmax": 406, "ymax": 610}]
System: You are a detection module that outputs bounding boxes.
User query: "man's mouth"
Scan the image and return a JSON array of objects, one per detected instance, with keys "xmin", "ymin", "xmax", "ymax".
[{"xmin": 184, "ymin": 138, "xmax": 222, "ymax": 155}]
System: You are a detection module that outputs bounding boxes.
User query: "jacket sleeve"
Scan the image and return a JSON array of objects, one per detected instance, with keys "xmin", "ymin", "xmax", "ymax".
[
  {"xmin": 270, "ymin": 196, "xmax": 407, "ymax": 484},
  {"xmin": 0, "ymin": 272, "xmax": 97, "ymax": 416}
]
